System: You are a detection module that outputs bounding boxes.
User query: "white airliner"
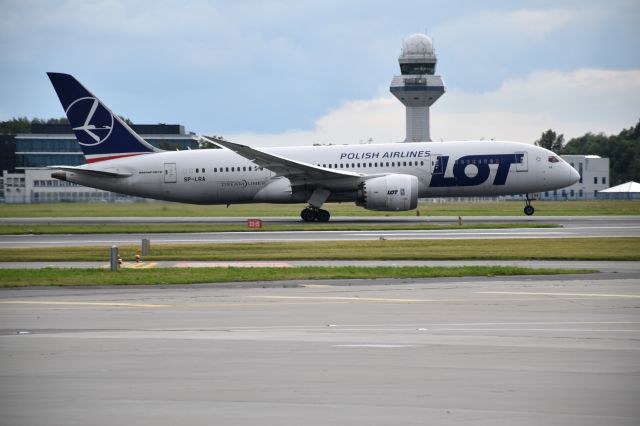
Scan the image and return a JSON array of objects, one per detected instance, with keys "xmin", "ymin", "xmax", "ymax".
[{"xmin": 48, "ymin": 73, "xmax": 580, "ymax": 222}]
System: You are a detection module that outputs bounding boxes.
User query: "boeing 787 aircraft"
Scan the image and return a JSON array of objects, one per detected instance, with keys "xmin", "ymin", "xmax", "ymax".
[{"xmin": 47, "ymin": 73, "xmax": 579, "ymax": 221}]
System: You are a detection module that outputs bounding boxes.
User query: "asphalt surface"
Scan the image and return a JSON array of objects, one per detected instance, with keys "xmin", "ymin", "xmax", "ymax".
[
  {"xmin": 1, "ymin": 216, "xmax": 639, "ymax": 248},
  {"xmin": 1, "ymin": 274, "xmax": 639, "ymax": 425}
]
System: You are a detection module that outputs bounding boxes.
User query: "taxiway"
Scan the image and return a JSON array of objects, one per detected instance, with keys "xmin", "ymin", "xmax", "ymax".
[
  {"xmin": 1, "ymin": 216, "xmax": 638, "ymax": 248},
  {"xmin": 1, "ymin": 274, "xmax": 639, "ymax": 425}
]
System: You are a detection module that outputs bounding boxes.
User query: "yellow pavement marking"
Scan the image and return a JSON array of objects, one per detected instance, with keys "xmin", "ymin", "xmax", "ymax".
[
  {"xmin": 100, "ymin": 262, "xmax": 158, "ymax": 269},
  {"xmin": 0, "ymin": 300, "xmax": 171, "ymax": 308},
  {"xmin": 477, "ymin": 291, "xmax": 640, "ymax": 299},
  {"xmin": 249, "ymin": 295, "xmax": 439, "ymax": 303}
]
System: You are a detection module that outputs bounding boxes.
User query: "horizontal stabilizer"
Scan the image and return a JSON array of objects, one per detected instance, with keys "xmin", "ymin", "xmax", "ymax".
[{"xmin": 49, "ymin": 165, "xmax": 133, "ymax": 180}]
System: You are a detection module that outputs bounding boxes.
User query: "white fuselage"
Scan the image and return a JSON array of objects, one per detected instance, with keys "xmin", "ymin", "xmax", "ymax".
[{"xmin": 60, "ymin": 141, "xmax": 578, "ymax": 205}]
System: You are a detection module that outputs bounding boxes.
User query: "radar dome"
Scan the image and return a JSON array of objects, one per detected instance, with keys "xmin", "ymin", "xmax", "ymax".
[{"xmin": 402, "ymin": 33, "xmax": 433, "ymax": 55}]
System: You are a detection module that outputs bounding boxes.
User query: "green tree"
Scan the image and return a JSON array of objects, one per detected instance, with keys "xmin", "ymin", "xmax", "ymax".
[
  {"xmin": 535, "ymin": 129, "xmax": 564, "ymax": 152},
  {"xmin": 0, "ymin": 117, "xmax": 31, "ymax": 134},
  {"xmin": 560, "ymin": 119, "xmax": 640, "ymax": 186}
]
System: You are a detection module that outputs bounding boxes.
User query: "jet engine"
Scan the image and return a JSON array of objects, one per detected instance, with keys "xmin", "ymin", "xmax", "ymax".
[{"xmin": 357, "ymin": 174, "xmax": 418, "ymax": 211}]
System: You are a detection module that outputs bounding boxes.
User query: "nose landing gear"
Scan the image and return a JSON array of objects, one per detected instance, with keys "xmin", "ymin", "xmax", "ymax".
[
  {"xmin": 301, "ymin": 207, "xmax": 331, "ymax": 222},
  {"xmin": 524, "ymin": 194, "xmax": 535, "ymax": 216}
]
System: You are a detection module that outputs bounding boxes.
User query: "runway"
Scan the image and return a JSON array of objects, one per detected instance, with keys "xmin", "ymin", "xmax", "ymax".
[
  {"xmin": 1, "ymin": 216, "xmax": 639, "ymax": 248},
  {"xmin": 1, "ymin": 274, "xmax": 639, "ymax": 425}
]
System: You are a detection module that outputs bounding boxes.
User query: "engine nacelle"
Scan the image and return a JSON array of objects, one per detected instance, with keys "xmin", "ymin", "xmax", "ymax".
[{"xmin": 357, "ymin": 174, "xmax": 418, "ymax": 211}]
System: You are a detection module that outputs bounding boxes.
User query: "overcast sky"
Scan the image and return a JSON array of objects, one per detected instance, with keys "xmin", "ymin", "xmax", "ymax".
[{"xmin": 1, "ymin": 0, "xmax": 639, "ymax": 146}]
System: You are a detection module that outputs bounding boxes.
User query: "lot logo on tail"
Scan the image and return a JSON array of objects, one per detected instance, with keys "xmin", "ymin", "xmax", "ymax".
[{"xmin": 66, "ymin": 97, "xmax": 114, "ymax": 146}]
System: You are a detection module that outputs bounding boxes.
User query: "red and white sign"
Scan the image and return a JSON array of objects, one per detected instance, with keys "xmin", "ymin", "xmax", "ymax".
[{"xmin": 247, "ymin": 218, "xmax": 263, "ymax": 229}]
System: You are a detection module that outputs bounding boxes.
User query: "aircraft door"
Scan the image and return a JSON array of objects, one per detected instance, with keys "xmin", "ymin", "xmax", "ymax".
[
  {"xmin": 164, "ymin": 163, "xmax": 177, "ymax": 183},
  {"xmin": 515, "ymin": 152, "xmax": 528, "ymax": 172}
]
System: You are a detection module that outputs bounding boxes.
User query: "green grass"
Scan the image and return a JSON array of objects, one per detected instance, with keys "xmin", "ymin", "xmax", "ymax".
[
  {"xmin": 0, "ymin": 222, "xmax": 559, "ymax": 235},
  {"xmin": 0, "ymin": 266, "xmax": 593, "ymax": 288},
  {"xmin": 0, "ymin": 200, "xmax": 638, "ymax": 217},
  {"xmin": 2, "ymin": 237, "xmax": 638, "ymax": 262}
]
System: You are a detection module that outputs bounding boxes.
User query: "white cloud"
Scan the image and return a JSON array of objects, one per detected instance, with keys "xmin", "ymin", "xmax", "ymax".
[
  {"xmin": 433, "ymin": 69, "xmax": 640, "ymax": 142},
  {"xmin": 432, "ymin": 8, "xmax": 576, "ymax": 57},
  {"xmin": 224, "ymin": 68, "xmax": 640, "ymax": 147},
  {"xmin": 225, "ymin": 97, "xmax": 405, "ymax": 147}
]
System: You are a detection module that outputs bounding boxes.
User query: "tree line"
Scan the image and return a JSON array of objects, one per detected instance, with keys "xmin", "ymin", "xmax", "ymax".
[
  {"xmin": 0, "ymin": 117, "xmax": 69, "ymax": 134},
  {"xmin": 0, "ymin": 116, "xmax": 133, "ymax": 134},
  {"xmin": 535, "ymin": 119, "xmax": 640, "ymax": 186}
]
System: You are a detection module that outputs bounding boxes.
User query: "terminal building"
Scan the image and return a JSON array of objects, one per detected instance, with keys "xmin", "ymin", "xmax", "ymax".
[{"xmin": 1, "ymin": 123, "xmax": 200, "ymax": 203}]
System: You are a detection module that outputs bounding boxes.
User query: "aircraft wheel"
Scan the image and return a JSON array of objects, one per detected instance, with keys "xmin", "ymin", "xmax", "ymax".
[
  {"xmin": 524, "ymin": 205, "xmax": 535, "ymax": 216},
  {"xmin": 301, "ymin": 208, "xmax": 316, "ymax": 222},
  {"xmin": 316, "ymin": 209, "xmax": 331, "ymax": 222}
]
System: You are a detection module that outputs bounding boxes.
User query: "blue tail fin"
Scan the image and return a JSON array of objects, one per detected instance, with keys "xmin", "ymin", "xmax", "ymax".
[{"xmin": 47, "ymin": 72, "xmax": 160, "ymax": 163}]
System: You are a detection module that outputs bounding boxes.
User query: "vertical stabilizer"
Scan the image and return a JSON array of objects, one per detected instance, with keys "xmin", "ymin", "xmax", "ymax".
[{"xmin": 47, "ymin": 72, "xmax": 160, "ymax": 163}]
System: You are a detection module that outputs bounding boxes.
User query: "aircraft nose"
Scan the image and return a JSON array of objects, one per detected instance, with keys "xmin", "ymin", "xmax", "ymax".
[{"xmin": 569, "ymin": 165, "xmax": 580, "ymax": 185}]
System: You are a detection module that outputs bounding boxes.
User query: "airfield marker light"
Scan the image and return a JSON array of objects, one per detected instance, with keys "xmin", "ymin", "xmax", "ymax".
[
  {"xmin": 135, "ymin": 249, "xmax": 141, "ymax": 263},
  {"xmin": 110, "ymin": 245, "xmax": 119, "ymax": 272},
  {"xmin": 458, "ymin": 216, "xmax": 464, "ymax": 226},
  {"xmin": 142, "ymin": 238, "xmax": 150, "ymax": 256}
]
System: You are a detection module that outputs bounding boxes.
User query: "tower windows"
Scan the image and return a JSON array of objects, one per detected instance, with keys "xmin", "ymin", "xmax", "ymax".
[{"xmin": 400, "ymin": 63, "xmax": 435, "ymax": 75}]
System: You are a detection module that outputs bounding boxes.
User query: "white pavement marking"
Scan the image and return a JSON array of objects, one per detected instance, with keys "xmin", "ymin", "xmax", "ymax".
[
  {"xmin": 333, "ymin": 344, "xmax": 419, "ymax": 348},
  {"xmin": 174, "ymin": 262, "xmax": 293, "ymax": 268},
  {"xmin": 478, "ymin": 291, "xmax": 640, "ymax": 298},
  {"xmin": 0, "ymin": 300, "xmax": 171, "ymax": 308}
]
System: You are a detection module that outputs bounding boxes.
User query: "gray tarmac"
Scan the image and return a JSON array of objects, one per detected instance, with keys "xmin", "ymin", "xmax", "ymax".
[
  {"xmin": 1, "ymin": 274, "xmax": 639, "ymax": 425},
  {"xmin": 1, "ymin": 216, "xmax": 639, "ymax": 248}
]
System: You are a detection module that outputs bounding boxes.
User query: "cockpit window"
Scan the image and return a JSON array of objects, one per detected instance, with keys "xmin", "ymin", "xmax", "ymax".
[{"xmin": 548, "ymin": 156, "xmax": 560, "ymax": 163}]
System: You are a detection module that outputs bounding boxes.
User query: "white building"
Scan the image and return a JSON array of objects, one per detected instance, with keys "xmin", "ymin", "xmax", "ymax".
[
  {"xmin": 2, "ymin": 168, "xmax": 149, "ymax": 204},
  {"xmin": 539, "ymin": 155, "xmax": 609, "ymax": 200},
  {"xmin": 598, "ymin": 181, "xmax": 640, "ymax": 200}
]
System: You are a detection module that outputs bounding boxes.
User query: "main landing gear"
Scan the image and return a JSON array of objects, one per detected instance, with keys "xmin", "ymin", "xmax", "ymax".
[
  {"xmin": 524, "ymin": 194, "xmax": 535, "ymax": 216},
  {"xmin": 301, "ymin": 207, "xmax": 331, "ymax": 222}
]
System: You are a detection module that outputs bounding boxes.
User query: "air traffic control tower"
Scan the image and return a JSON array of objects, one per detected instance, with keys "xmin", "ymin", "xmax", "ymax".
[{"xmin": 390, "ymin": 33, "xmax": 445, "ymax": 142}]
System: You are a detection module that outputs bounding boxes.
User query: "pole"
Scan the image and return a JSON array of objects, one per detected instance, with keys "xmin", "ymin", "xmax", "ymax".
[{"xmin": 110, "ymin": 245, "xmax": 119, "ymax": 272}]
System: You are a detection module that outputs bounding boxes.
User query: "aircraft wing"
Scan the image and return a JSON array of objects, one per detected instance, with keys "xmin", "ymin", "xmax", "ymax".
[{"xmin": 205, "ymin": 137, "xmax": 366, "ymax": 188}]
